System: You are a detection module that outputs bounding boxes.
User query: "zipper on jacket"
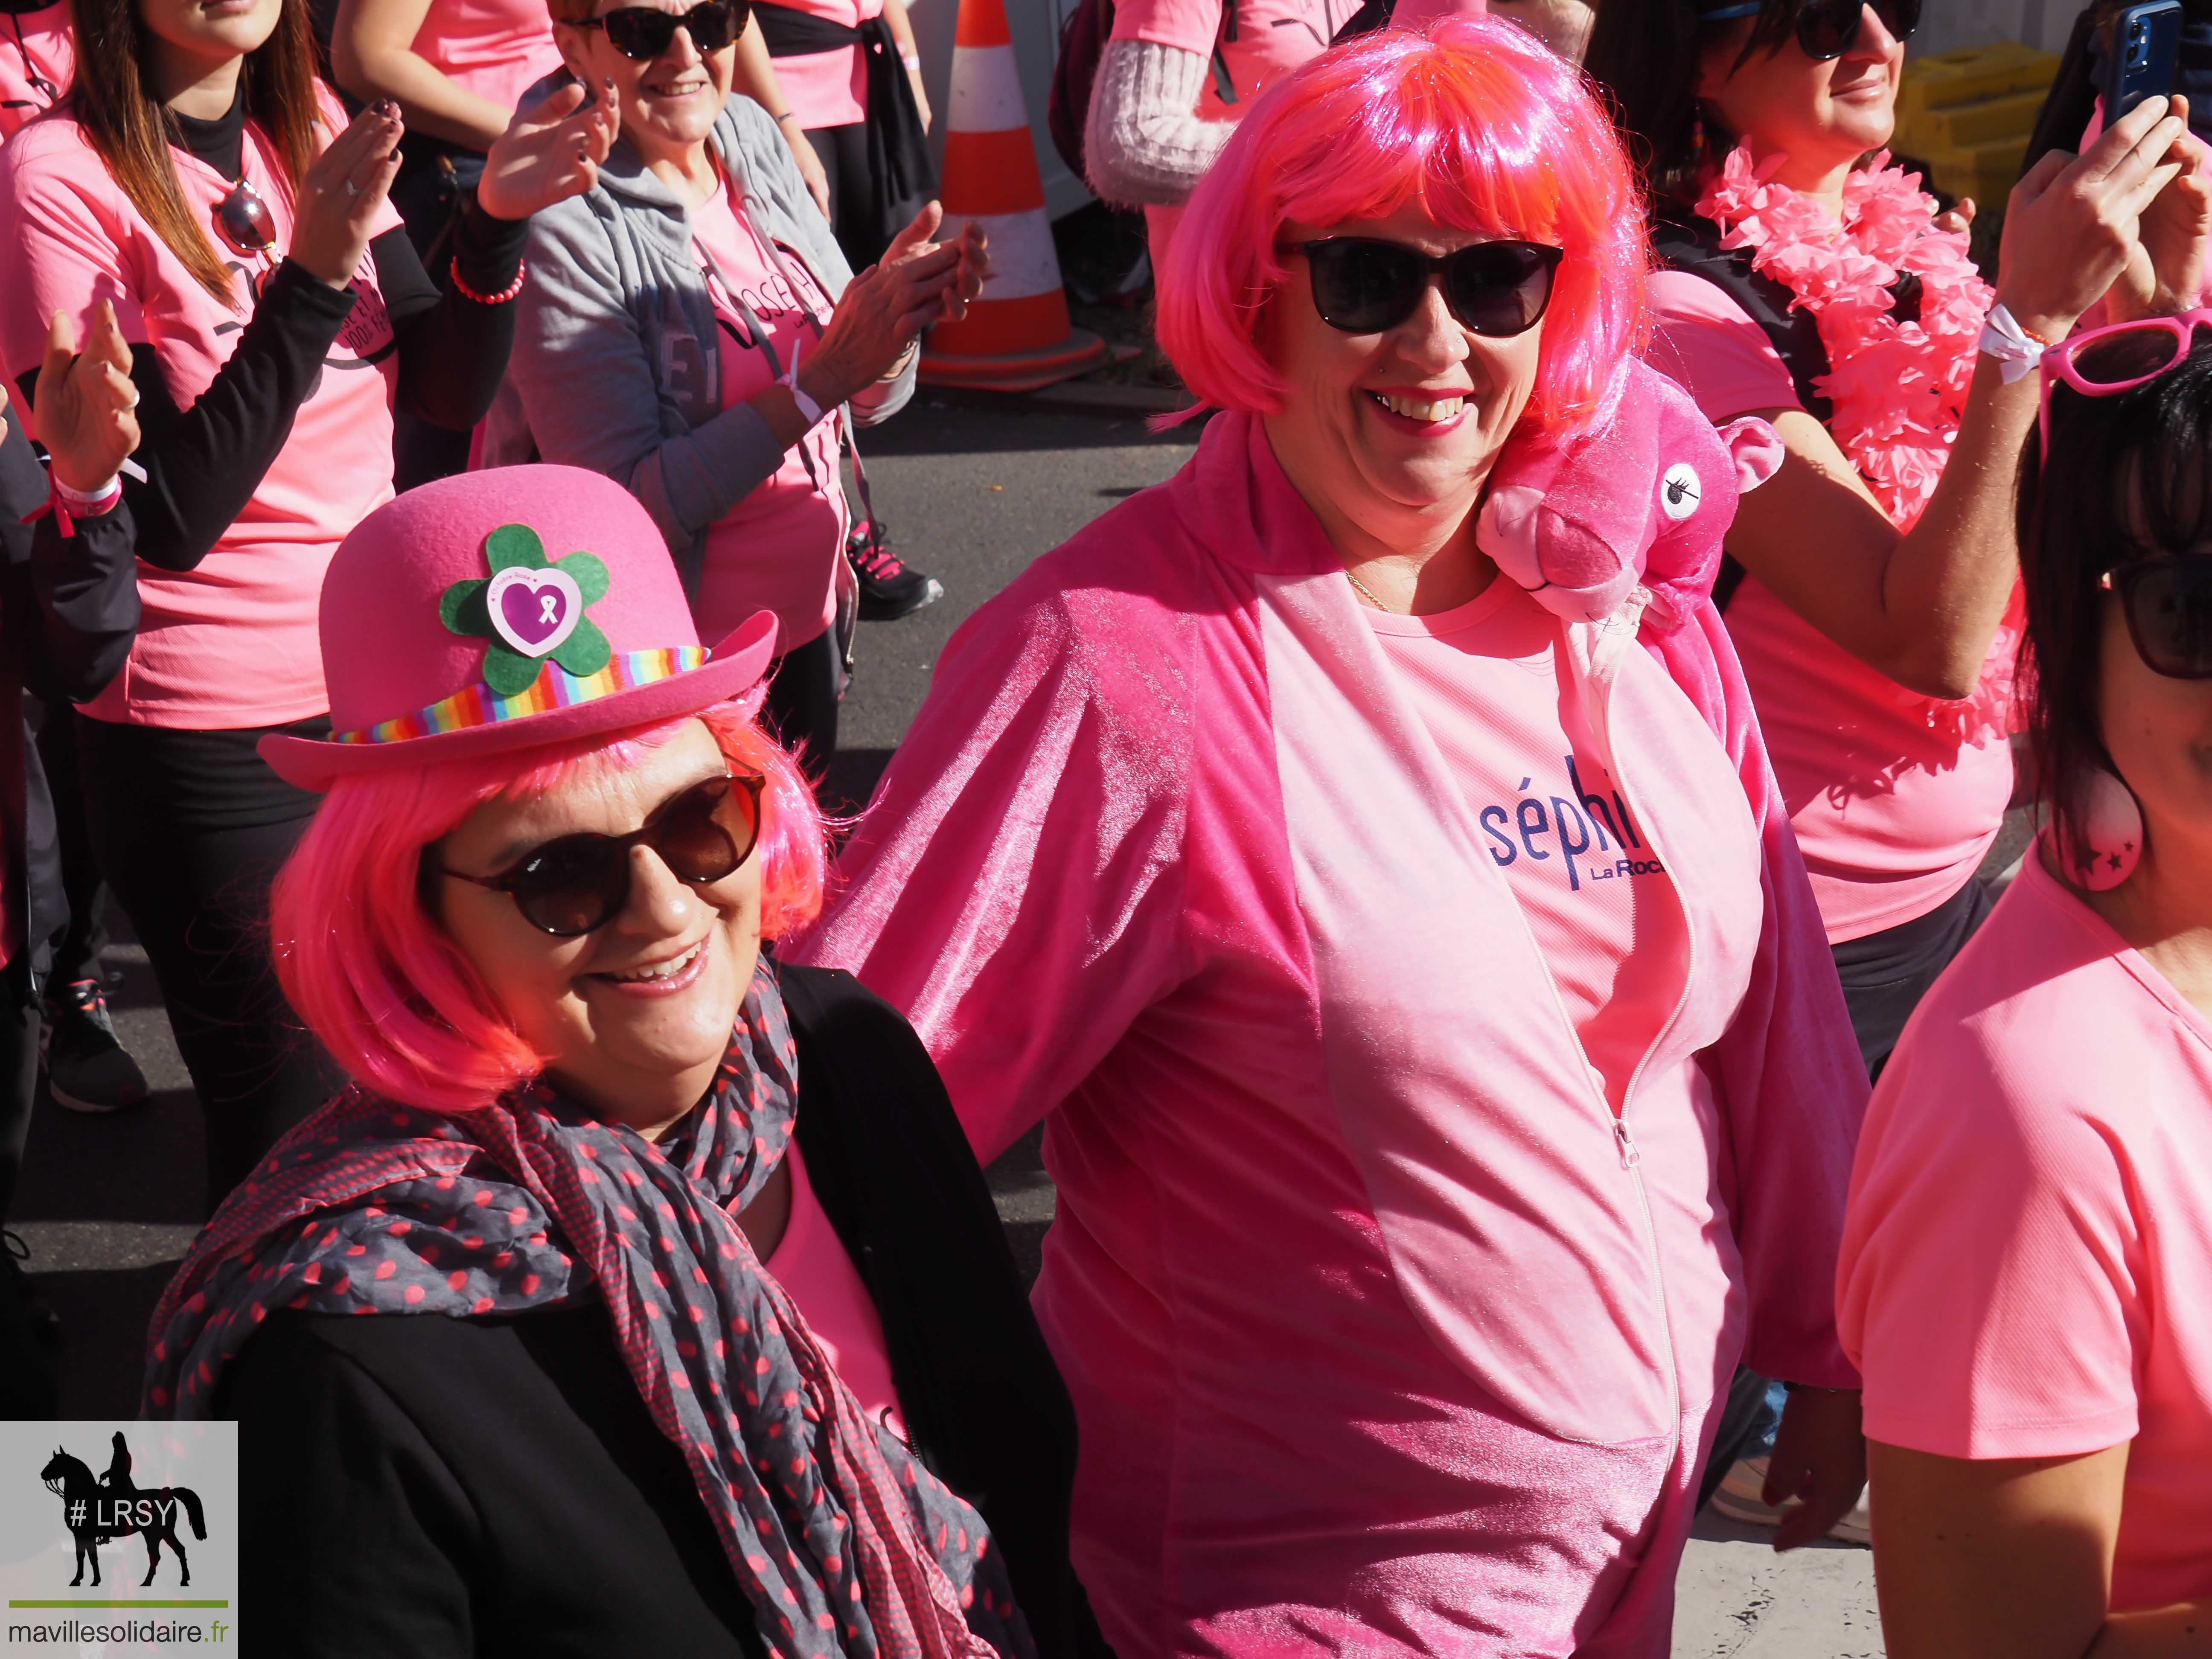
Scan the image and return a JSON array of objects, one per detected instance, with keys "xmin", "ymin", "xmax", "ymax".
[{"xmin": 1583, "ymin": 591, "xmax": 1694, "ymax": 1464}]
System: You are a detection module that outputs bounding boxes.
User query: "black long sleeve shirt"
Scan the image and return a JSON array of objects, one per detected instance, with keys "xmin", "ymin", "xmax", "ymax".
[{"xmin": 15, "ymin": 90, "xmax": 527, "ymax": 575}]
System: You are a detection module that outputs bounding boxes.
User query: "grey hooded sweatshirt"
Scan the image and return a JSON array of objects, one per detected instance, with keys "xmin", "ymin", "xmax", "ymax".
[{"xmin": 484, "ymin": 85, "xmax": 913, "ymax": 600}]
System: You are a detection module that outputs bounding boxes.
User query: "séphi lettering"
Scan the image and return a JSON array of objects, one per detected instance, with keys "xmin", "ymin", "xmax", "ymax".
[{"xmin": 1477, "ymin": 757, "xmax": 1664, "ymax": 893}]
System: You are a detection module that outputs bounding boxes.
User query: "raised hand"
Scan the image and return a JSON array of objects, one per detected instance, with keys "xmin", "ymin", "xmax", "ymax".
[
  {"xmin": 34, "ymin": 302, "xmax": 140, "ymax": 495},
  {"xmin": 476, "ymin": 78, "xmax": 621, "ymax": 222},
  {"xmin": 796, "ymin": 202, "xmax": 969, "ymax": 408},
  {"xmin": 290, "ymin": 100, "xmax": 405, "ymax": 288},
  {"xmin": 1999, "ymin": 93, "xmax": 2196, "ymax": 340},
  {"xmin": 2113, "ymin": 93, "xmax": 2212, "ymax": 319}
]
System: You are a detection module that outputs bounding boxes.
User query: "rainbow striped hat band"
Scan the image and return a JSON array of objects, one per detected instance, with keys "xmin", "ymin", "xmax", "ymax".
[{"xmin": 332, "ymin": 645, "xmax": 712, "ymax": 746}]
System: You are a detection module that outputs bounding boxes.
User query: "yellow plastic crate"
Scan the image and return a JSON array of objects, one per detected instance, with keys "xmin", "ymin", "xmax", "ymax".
[
  {"xmin": 1918, "ymin": 135, "xmax": 2030, "ymax": 205},
  {"xmin": 1898, "ymin": 85, "xmax": 2052, "ymax": 149},
  {"xmin": 1896, "ymin": 41, "xmax": 2059, "ymax": 122}
]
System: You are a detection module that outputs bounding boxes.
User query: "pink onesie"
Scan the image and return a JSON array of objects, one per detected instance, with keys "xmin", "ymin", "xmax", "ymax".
[{"xmin": 792, "ymin": 410, "xmax": 1867, "ymax": 1656}]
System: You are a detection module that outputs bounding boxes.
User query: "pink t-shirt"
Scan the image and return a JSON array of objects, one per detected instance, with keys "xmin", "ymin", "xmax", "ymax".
[
  {"xmin": 0, "ymin": 3, "xmax": 70, "ymax": 142},
  {"xmin": 765, "ymin": 1140, "xmax": 905, "ymax": 1438},
  {"xmin": 1649, "ymin": 268, "xmax": 2016, "ymax": 942},
  {"xmin": 764, "ymin": 0, "xmax": 882, "ymax": 131},
  {"xmin": 0, "ymin": 96, "xmax": 405, "ymax": 729},
  {"xmin": 410, "ymin": 0, "xmax": 563, "ymax": 127},
  {"xmin": 1109, "ymin": 0, "xmax": 1350, "ymax": 265},
  {"xmin": 1838, "ymin": 850, "xmax": 2212, "ymax": 1611},
  {"xmin": 1370, "ymin": 580, "xmax": 1688, "ymax": 1108},
  {"xmin": 690, "ymin": 175, "xmax": 844, "ymax": 655}
]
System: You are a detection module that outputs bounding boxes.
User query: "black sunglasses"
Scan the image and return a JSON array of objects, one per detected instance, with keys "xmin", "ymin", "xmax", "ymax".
[
  {"xmin": 1701, "ymin": 0, "xmax": 1919, "ymax": 59},
  {"xmin": 438, "ymin": 773, "xmax": 766, "ymax": 937},
  {"xmin": 1291, "ymin": 238, "xmax": 1565, "ymax": 338},
  {"xmin": 211, "ymin": 176, "xmax": 277, "ymax": 260},
  {"xmin": 573, "ymin": 0, "xmax": 750, "ymax": 59},
  {"xmin": 2102, "ymin": 557, "xmax": 2212, "ymax": 680}
]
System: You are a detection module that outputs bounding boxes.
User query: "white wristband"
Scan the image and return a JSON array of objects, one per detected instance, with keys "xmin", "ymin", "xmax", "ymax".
[
  {"xmin": 788, "ymin": 381, "xmax": 824, "ymax": 426},
  {"xmin": 52, "ymin": 472, "xmax": 120, "ymax": 510},
  {"xmin": 1978, "ymin": 302, "xmax": 2048, "ymax": 386},
  {"xmin": 901, "ymin": 50, "xmax": 921, "ymax": 69}
]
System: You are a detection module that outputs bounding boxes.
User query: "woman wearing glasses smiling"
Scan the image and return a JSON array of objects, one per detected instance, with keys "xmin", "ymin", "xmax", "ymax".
[
  {"xmin": 145, "ymin": 466, "xmax": 1103, "ymax": 1656},
  {"xmin": 1584, "ymin": 0, "xmax": 2211, "ymax": 1533},
  {"xmin": 1837, "ymin": 317, "xmax": 2212, "ymax": 1658},
  {"xmin": 0, "ymin": 0, "xmax": 619, "ymax": 1208},
  {"xmin": 794, "ymin": 18, "xmax": 1869, "ymax": 1653},
  {"xmin": 485, "ymin": 0, "xmax": 985, "ymax": 785}
]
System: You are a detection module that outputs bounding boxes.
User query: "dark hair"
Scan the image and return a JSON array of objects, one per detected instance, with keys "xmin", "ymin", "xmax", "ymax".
[
  {"xmin": 2017, "ymin": 330, "xmax": 2212, "ymax": 875},
  {"xmin": 67, "ymin": 0, "xmax": 326, "ymax": 307},
  {"xmin": 1583, "ymin": 0, "xmax": 1820, "ymax": 201}
]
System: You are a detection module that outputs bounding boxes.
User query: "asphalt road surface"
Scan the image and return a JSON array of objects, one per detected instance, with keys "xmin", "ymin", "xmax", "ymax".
[{"xmin": 15, "ymin": 389, "xmax": 1882, "ymax": 1654}]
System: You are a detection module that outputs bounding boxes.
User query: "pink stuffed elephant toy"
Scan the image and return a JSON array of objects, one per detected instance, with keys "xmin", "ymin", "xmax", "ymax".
[{"xmin": 1478, "ymin": 356, "xmax": 1784, "ymax": 630}]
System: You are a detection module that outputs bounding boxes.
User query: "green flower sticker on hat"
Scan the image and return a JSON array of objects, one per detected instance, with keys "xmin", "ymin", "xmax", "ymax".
[{"xmin": 439, "ymin": 524, "xmax": 613, "ymax": 698}]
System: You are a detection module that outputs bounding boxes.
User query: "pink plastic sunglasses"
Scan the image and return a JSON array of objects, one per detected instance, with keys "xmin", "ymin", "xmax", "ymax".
[{"xmin": 2039, "ymin": 308, "xmax": 2212, "ymax": 462}]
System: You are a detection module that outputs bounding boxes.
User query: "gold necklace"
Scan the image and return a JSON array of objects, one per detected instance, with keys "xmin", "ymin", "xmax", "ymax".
[{"xmin": 1343, "ymin": 565, "xmax": 1392, "ymax": 611}]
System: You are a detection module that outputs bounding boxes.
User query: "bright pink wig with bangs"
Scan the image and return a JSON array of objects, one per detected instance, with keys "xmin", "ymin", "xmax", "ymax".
[
  {"xmin": 267, "ymin": 707, "xmax": 827, "ymax": 1116},
  {"xmin": 1157, "ymin": 14, "xmax": 1648, "ymax": 441}
]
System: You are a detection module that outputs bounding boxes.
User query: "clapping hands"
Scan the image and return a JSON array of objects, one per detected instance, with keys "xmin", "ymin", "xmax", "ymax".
[
  {"xmin": 477, "ymin": 78, "xmax": 622, "ymax": 222},
  {"xmin": 32, "ymin": 302, "xmax": 140, "ymax": 496}
]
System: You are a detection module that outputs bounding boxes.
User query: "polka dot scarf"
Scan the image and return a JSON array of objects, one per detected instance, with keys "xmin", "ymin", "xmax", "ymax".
[{"xmin": 143, "ymin": 962, "xmax": 1031, "ymax": 1659}]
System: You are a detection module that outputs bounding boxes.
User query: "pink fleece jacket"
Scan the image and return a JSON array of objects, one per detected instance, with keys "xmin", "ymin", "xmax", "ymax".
[{"xmin": 790, "ymin": 410, "xmax": 1866, "ymax": 1657}]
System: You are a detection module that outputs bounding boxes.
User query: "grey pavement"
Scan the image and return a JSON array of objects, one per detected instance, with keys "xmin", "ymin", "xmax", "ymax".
[{"xmin": 17, "ymin": 389, "xmax": 1880, "ymax": 1655}]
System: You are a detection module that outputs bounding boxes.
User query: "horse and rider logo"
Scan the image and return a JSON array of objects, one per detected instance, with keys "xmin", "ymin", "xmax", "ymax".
[{"xmin": 38, "ymin": 1432, "xmax": 207, "ymax": 1587}]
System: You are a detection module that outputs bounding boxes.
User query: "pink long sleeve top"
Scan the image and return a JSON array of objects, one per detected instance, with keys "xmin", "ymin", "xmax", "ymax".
[{"xmin": 789, "ymin": 410, "xmax": 1867, "ymax": 1657}]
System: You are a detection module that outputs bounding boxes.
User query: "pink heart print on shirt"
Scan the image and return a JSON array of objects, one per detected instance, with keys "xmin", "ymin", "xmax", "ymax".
[{"xmin": 486, "ymin": 565, "xmax": 585, "ymax": 659}]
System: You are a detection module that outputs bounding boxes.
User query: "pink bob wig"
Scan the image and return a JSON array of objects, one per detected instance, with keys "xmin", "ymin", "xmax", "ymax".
[
  {"xmin": 1157, "ymin": 14, "xmax": 1649, "ymax": 442},
  {"xmin": 266, "ymin": 704, "xmax": 827, "ymax": 1116}
]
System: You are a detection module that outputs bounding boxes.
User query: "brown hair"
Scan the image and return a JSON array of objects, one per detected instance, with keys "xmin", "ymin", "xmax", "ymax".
[
  {"xmin": 67, "ymin": 0, "xmax": 326, "ymax": 306},
  {"xmin": 545, "ymin": 0, "xmax": 596, "ymax": 25},
  {"xmin": 1585, "ymin": 0, "xmax": 1818, "ymax": 203}
]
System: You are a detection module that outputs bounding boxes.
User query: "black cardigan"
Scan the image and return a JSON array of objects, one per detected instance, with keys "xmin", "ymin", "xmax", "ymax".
[{"xmin": 214, "ymin": 963, "xmax": 1110, "ymax": 1658}]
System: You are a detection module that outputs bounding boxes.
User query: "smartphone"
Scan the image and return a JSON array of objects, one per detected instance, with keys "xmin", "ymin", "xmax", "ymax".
[{"xmin": 2101, "ymin": 0, "xmax": 2183, "ymax": 125}]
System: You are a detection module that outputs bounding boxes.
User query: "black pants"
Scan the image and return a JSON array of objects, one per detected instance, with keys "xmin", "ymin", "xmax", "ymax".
[
  {"xmin": 76, "ymin": 715, "xmax": 343, "ymax": 1210},
  {"xmin": 0, "ymin": 953, "xmax": 39, "ymax": 1225},
  {"xmin": 390, "ymin": 148, "xmax": 486, "ymax": 492},
  {"xmin": 803, "ymin": 121, "xmax": 893, "ymax": 271},
  {"xmin": 763, "ymin": 627, "xmax": 841, "ymax": 783},
  {"xmin": 1831, "ymin": 872, "xmax": 1997, "ymax": 1080},
  {"xmin": 34, "ymin": 701, "xmax": 110, "ymax": 987}
]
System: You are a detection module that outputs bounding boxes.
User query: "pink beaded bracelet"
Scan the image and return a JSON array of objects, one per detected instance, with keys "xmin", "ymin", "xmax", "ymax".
[{"xmin": 451, "ymin": 256, "xmax": 526, "ymax": 306}]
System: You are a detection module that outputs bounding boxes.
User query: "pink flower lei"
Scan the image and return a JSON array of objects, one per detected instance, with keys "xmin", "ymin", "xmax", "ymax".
[
  {"xmin": 1697, "ymin": 140, "xmax": 2019, "ymax": 742},
  {"xmin": 1696, "ymin": 140, "xmax": 1993, "ymax": 532}
]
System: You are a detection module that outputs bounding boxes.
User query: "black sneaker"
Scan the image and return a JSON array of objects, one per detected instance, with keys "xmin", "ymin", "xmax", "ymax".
[
  {"xmin": 41, "ymin": 977, "xmax": 149, "ymax": 1114},
  {"xmin": 0, "ymin": 1231, "xmax": 59, "ymax": 1417},
  {"xmin": 847, "ymin": 518, "xmax": 943, "ymax": 622}
]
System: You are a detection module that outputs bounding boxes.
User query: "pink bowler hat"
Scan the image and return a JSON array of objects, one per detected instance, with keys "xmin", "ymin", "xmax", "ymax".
[{"xmin": 260, "ymin": 465, "xmax": 778, "ymax": 791}]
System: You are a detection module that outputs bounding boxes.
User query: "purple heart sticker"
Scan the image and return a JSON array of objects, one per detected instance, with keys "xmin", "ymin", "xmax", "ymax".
[
  {"xmin": 485, "ymin": 566, "xmax": 585, "ymax": 660},
  {"xmin": 501, "ymin": 579, "xmax": 567, "ymax": 646}
]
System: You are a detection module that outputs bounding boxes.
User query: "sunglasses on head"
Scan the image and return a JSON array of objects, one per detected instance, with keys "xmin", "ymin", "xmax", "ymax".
[
  {"xmin": 211, "ymin": 176, "xmax": 277, "ymax": 260},
  {"xmin": 1289, "ymin": 237, "xmax": 1565, "ymax": 338},
  {"xmin": 437, "ymin": 772, "xmax": 766, "ymax": 937},
  {"xmin": 2039, "ymin": 309, "xmax": 2212, "ymax": 462},
  {"xmin": 1699, "ymin": 0, "xmax": 1920, "ymax": 60},
  {"xmin": 573, "ymin": 0, "xmax": 749, "ymax": 59}
]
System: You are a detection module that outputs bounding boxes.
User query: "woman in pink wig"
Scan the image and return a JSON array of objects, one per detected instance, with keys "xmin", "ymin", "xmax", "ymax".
[
  {"xmin": 140, "ymin": 466, "xmax": 1105, "ymax": 1656},
  {"xmin": 792, "ymin": 19, "xmax": 1868, "ymax": 1655}
]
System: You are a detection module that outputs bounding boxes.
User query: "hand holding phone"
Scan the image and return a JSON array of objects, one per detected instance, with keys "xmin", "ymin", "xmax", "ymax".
[{"xmin": 2103, "ymin": 0, "xmax": 2183, "ymax": 126}]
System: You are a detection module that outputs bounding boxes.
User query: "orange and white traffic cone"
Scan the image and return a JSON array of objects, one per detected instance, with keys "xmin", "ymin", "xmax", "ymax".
[{"xmin": 920, "ymin": 0, "xmax": 1106, "ymax": 391}]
